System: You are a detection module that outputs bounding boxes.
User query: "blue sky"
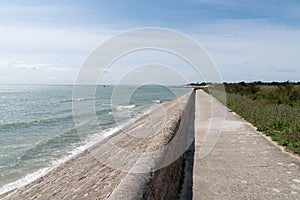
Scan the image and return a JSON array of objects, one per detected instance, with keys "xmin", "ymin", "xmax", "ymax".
[{"xmin": 0, "ymin": 0, "xmax": 299, "ymax": 84}]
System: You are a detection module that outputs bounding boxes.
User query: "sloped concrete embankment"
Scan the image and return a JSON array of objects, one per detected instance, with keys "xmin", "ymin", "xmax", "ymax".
[{"xmin": 108, "ymin": 91, "xmax": 195, "ymax": 200}]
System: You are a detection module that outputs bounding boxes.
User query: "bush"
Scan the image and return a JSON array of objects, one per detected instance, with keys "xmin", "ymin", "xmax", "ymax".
[{"xmin": 206, "ymin": 82, "xmax": 300, "ymax": 155}]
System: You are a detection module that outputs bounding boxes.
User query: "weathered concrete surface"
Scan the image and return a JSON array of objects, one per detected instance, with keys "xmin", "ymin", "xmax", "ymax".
[
  {"xmin": 109, "ymin": 91, "xmax": 195, "ymax": 200},
  {"xmin": 193, "ymin": 90, "xmax": 300, "ymax": 200},
  {"xmin": 1, "ymin": 92, "xmax": 194, "ymax": 200}
]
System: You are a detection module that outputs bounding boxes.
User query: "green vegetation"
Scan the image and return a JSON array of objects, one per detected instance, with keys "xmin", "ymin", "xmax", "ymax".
[{"xmin": 205, "ymin": 81, "xmax": 300, "ymax": 155}]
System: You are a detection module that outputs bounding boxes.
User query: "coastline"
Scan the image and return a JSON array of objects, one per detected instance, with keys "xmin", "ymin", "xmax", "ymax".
[
  {"xmin": 0, "ymin": 99, "xmax": 163, "ymax": 196},
  {"xmin": 1, "ymin": 92, "xmax": 192, "ymax": 199}
]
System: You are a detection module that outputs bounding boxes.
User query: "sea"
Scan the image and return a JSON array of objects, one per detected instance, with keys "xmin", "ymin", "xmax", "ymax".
[{"xmin": 0, "ymin": 84, "xmax": 190, "ymax": 194}]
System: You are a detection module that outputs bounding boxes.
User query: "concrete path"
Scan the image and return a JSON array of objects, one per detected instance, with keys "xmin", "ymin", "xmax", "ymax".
[{"xmin": 193, "ymin": 90, "xmax": 300, "ymax": 200}]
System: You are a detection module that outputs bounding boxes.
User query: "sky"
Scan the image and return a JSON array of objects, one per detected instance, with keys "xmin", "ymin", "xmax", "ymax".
[{"xmin": 0, "ymin": 0, "xmax": 299, "ymax": 84}]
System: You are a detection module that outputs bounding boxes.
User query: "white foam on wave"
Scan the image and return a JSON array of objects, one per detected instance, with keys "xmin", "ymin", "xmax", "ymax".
[
  {"xmin": 116, "ymin": 104, "xmax": 136, "ymax": 111},
  {"xmin": 0, "ymin": 167, "xmax": 50, "ymax": 195},
  {"xmin": 0, "ymin": 128, "xmax": 119, "ymax": 194},
  {"xmin": 152, "ymin": 99, "xmax": 162, "ymax": 103},
  {"xmin": 0, "ymin": 125, "xmax": 122, "ymax": 195}
]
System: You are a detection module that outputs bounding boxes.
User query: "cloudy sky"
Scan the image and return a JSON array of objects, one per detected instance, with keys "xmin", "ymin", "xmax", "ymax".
[{"xmin": 0, "ymin": 0, "xmax": 299, "ymax": 84}]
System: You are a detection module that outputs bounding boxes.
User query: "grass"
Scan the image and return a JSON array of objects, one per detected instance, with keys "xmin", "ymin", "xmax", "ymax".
[{"xmin": 204, "ymin": 82, "xmax": 300, "ymax": 155}]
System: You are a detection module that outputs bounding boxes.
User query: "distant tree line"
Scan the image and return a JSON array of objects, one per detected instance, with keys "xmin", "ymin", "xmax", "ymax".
[
  {"xmin": 223, "ymin": 81, "xmax": 300, "ymax": 106},
  {"xmin": 193, "ymin": 81, "xmax": 300, "ymax": 106}
]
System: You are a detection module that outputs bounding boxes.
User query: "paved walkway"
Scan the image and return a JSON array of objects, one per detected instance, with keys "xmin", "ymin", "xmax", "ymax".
[{"xmin": 193, "ymin": 90, "xmax": 300, "ymax": 200}]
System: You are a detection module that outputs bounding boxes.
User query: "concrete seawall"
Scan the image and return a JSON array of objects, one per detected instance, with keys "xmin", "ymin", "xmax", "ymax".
[
  {"xmin": 1, "ymin": 91, "xmax": 195, "ymax": 200},
  {"xmin": 109, "ymin": 91, "xmax": 195, "ymax": 200}
]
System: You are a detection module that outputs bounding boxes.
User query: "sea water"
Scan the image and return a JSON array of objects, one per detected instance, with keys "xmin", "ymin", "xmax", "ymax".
[{"xmin": 0, "ymin": 85, "xmax": 189, "ymax": 193}]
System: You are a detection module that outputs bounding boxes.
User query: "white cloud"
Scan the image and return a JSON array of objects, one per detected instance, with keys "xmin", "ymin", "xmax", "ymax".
[
  {"xmin": 0, "ymin": 58, "xmax": 10, "ymax": 69},
  {"xmin": 0, "ymin": 59, "xmax": 77, "ymax": 84},
  {"xmin": 0, "ymin": 59, "xmax": 74, "ymax": 71},
  {"xmin": 0, "ymin": 58, "xmax": 76, "ymax": 79},
  {"xmin": 15, "ymin": 61, "xmax": 75, "ymax": 72},
  {"xmin": 0, "ymin": 24, "xmax": 120, "ymax": 84}
]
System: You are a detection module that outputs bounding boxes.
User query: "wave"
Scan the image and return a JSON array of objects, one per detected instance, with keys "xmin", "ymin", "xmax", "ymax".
[
  {"xmin": 95, "ymin": 107, "xmax": 112, "ymax": 114},
  {"xmin": 0, "ymin": 115, "xmax": 74, "ymax": 129},
  {"xmin": 152, "ymin": 99, "xmax": 162, "ymax": 103},
  {"xmin": 60, "ymin": 98, "xmax": 86, "ymax": 103},
  {"xmin": 19, "ymin": 128, "xmax": 80, "ymax": 161},
  {"xmin": 116, "ymin": 104, "xmax": 136, "ymax": 111},
  {"xmin": 60, "ymin": 97, "xmax": 105, "ymax": 103}
]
